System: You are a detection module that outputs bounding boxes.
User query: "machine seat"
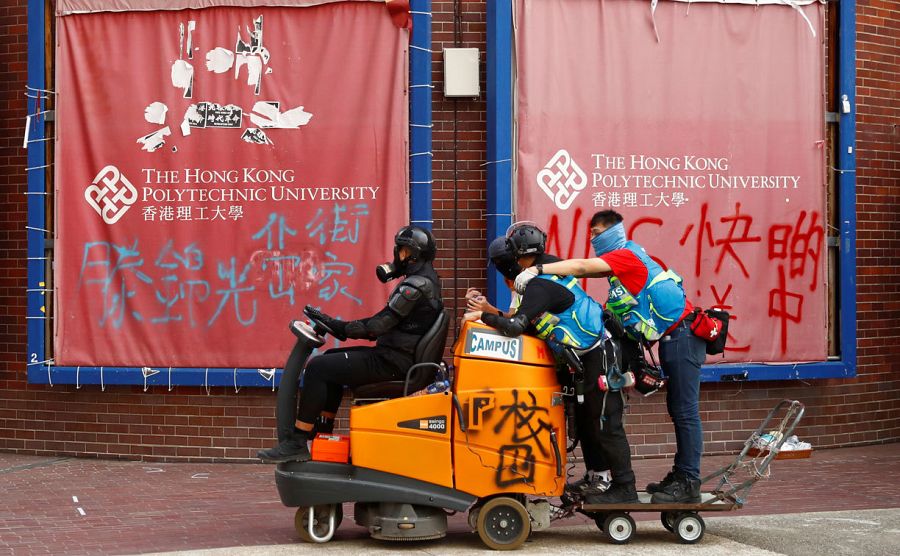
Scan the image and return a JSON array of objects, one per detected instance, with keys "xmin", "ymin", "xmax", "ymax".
[{"xmin": 351, "ymin": 311, "xmax": 449, "ymax": 401}]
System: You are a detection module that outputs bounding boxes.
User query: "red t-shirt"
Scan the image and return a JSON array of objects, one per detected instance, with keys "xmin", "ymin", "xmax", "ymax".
[{"xmin": 599, "ymin": 248, "xmax": 693, "ymax": 335}]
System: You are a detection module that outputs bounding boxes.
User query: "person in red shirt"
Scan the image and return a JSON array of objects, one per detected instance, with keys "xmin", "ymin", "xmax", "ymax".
[{"xmin": 517, "ymin": 210, "xmax": 706, "ymax": 504}]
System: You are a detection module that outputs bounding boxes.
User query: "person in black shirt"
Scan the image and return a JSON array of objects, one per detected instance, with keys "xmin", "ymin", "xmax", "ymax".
[
  {"xmin": 462, "ymin": 224, "xmax": 637, "ymax": 504},
  {"xmin": 258, "ymin": 225, "xmax": 443, "ymax": 463}
]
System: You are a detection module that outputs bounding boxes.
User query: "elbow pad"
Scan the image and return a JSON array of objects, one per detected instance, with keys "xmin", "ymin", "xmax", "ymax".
[
  {"xmin": 387, "ymin": 275, "xmax": 435, "ymax": 317},
  {"xmin": 497, "ymin": 313, "xmax": 530, "ymax": 337}
]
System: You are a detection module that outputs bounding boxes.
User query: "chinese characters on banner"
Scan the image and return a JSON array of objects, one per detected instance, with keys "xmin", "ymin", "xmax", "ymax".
[
  {"xmin": 55, "ymin": 2, "xmax": 409, "ymax": 367},
  {"xmin": 515, "ymin": 0, "xmax": 826, "ymax": 362}
]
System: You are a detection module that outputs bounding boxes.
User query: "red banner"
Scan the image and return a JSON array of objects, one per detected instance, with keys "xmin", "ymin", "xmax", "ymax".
[
  {"xmin": 55, "ymin": 2, "xmax": 409, "ymax": 367},
  {"xmin": 515, "ymin": 0, "xmax": 826, "ymax": 363}
]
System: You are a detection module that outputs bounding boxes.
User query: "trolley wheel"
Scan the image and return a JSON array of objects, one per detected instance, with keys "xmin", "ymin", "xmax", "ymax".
[
  {"xmin": 476, "ymin": 496, "xmax": 531, "ymax": 550},
  {"xmin": 661, "ymin": 511, "xmax": 677, "ymax": 533},
  {"xmin": 294, "ymin": 503, "xmax": 343, "ymax": 543},
  {"xmin": 673, "ymin": 512, "xmax": 705, "ymax": 544},
  {"xmin": 602, "ymin": 512, "xmax": 636, "ymax": 544}
]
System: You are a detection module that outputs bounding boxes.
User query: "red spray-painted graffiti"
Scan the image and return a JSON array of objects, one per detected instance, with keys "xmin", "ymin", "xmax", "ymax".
[{"xmin": 539, "ymin": 202, "xmax": 826, "ymax": 361}]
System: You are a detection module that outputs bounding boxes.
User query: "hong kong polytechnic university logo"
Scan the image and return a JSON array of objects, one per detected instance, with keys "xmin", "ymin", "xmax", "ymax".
[
  {"xmin": 84, "ymin": 165, "xmax": 137, "ymax": 224},
  {"xmin": 536, "ymin": 149, "xmax": 587, "ymax": 210}
]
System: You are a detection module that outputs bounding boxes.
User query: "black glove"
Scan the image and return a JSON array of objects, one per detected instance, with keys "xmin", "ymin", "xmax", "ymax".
[
  {"xmin": 326, "ymin": 318, "xmax": 348, "ymax": 341},
  {"xmin": 304, "ymin": 305, "xmax": 348, "ymax": 341}
]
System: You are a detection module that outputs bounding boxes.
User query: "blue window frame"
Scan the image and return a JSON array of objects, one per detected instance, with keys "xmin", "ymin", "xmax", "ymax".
[
  {"xmin": 25, "ymin": 0, "xmax": 434, "ymax": 388},
  {"xmin": 485, "ymin": 0, "xmax": 857, "ymax": 382}
]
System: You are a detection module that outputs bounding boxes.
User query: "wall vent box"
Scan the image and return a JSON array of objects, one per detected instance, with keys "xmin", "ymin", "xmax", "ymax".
[{"xmin": 443, "ymin": 48, "xmax": 480, "ymax": 97}]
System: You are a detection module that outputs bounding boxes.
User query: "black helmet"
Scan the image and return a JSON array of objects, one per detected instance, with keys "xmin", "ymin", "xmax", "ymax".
[
  {"xmin": 506, "ymin": 222, "xmax": 546, "ymax": 257},
  {"xmin": 394, "ymin": 225, "xmax": 436, "ymax": 263},
  {"xmin": 488, "ymin": 236, "xmax": 520, "ymax": 281}
]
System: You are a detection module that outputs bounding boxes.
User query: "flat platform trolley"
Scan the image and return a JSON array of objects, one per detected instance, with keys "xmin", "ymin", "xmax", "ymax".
[{"xmin": 565, "ymin": 399, "xmax": 806, "ymax": 544}]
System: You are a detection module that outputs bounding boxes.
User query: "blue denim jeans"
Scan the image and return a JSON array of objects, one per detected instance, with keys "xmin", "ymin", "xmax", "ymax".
[{"xmin": 658, "ymin": 320, "xmax": 706, "ymax": 480}]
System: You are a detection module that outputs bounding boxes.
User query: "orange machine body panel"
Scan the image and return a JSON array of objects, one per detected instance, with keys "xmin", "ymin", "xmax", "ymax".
[
  {"xmin": 452, "ymin": 321, "xmax": 565, "ymax": 498},
  {"xmin": 350, "ymin": 391, "xmax": 453, "ymax": 488}
]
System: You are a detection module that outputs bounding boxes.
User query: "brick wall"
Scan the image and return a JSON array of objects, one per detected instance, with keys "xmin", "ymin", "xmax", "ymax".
[{"xmin": 0, "ymin": 1, "xmax": 897, "ymax": 462}]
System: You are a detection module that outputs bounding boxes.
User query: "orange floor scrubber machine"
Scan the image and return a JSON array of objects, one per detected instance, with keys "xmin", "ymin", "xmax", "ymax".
[{"xmin": 274, "ymin": 308, "xmax": 565, "ymax": 550}]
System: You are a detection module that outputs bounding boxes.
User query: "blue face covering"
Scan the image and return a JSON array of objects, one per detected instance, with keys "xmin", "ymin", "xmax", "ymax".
[{"xmin": 591, "ymin": 222, "xmax": 626, "ymax": 256}]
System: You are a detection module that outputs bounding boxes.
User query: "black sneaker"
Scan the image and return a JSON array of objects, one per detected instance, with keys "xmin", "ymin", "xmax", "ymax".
[
  {"xmin": 257, "ymin": 434, "xmax": 311, "ymax": 463},
  {"xmin": 565, "ymin": 470, "xmax": 611, "ymax": 496},
  {"xmin": 561, "ymin": 470, "xmax": 611, "ymax": 505},
  {"xmin": 646, "ymin": 470, "xmax": 677, "ymax": 494},
  {"xmin": 584, "ymin": 482, "xmax": 639, "ymax": 505},
  {"xmin": 650, "ymin": 472, "xmax": 701, "ymax": 504}
]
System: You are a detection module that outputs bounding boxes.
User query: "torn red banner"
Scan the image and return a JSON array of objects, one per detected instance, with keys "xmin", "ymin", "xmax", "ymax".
[
  {"xmin": 58, "ymin": 0, "xmax": 382, "ymax": 16},
  {"xmin": 54, "ymin": 2, "xmax": 410, "ymax": 367},
  {"xmin": 385, "ymin": 0, "xmax": 411, "ymax": 29}
]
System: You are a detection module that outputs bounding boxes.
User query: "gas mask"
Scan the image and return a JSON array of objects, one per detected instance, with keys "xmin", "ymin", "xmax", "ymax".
[{"xmin": 375, "ymin": 246, "xmax": 408, "ymax": 283}]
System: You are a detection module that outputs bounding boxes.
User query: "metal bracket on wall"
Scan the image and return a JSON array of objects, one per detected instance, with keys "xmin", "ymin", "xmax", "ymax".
[{"xmin": 825, "ymin": 111, "xmax": 839, "ymax": 123}]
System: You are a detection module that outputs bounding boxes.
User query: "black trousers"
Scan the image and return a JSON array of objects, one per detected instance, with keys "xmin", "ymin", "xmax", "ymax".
[
  {"xmin": 295, "ymin": 346, "xmax": 405, "ymax": 424},
  {"xmin": 577, "ymin": 346, "xmax": 635, "ymax": 486}
]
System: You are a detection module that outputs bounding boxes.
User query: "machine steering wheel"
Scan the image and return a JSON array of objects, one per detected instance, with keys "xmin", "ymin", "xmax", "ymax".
[{"xmin": 303, "ymin": 305, "xmax": 340, "ymax": 338}]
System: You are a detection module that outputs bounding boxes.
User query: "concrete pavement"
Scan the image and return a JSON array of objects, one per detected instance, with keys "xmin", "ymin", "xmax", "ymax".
[
  {"xmin": 147, "ymin": 509, "xmax": 900, "ymax": 556},
  {"xmin": 2, "ymin": 443, "xmax": 898, "ymax": 555}
]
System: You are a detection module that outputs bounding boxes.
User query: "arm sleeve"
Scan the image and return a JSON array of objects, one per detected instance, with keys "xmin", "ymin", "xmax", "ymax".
[
  {"xmin": 343, "ymin": 306, "xmax": 401, "ymax": 339},
  {"xmin": 482, "ymin": 279, "xmax": 571, "ymax": 337},
  {"xmin": 483, "ymin": 312, "xmax": 531, "ymax": 337}
]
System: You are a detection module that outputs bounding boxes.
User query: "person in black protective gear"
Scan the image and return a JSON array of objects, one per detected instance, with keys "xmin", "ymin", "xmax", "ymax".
[
  {"xmin": 258, "ymin": 225, "xmax": 443, "ymax": 463},
  {"xmin": 464, "ymin": 236, "xmax": 522, "ymax": 317},
  {"xmin": 462, "ymin": 224, "xmax": 638, "ymax": 504}
]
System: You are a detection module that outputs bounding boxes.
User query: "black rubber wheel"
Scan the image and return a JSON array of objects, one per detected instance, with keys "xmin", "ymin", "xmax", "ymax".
[
  {"xmin": 674, "ymin": 512, "xmax": 705, "ymax": 544},
  {"xmin": 294, "ymin": 504, "xmax": 343, "ymax": 543},
  {"xmin": 476, "ymin": 497, "xmax": 531, "ymax": 550},
  {"xmin": 467, "ymin": 506, "xmax": 481, "ymax": 531},
  {"xmin": 602, "ymin": 512, "xmax": 636, "ymax": 544},
  {"xmin": 661, "ymin": 511, "xmax": 677, "ymax": 533},
  {"xmin": 592, "ymin": 512, "xmax": 609, "ymax": 531}
]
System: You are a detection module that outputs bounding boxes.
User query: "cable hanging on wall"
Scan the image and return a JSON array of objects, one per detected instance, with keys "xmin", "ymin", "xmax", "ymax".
[
  {"xmin": 23, "ymin": 87, "xmax": 55, "ymax": 149},
  {"xmin": 142, "ymin": 366, "xmax": 160, "ymax": 392},
  {"xmin": 481, "ymin": 158, "xmax": 511, "ymax": 167},
  {"xmin": 258, "ymin": 368, "xmax": 277, "ymax": 391}
]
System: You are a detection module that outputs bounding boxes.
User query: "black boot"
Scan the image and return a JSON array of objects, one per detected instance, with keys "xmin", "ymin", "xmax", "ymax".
[
  {"xmin": 257, "ymin": 431, "xmax": 311, "ymax": 463},
  {"xmin": 584, "ymin": 481, "xmax": 638, "ymax": 505},
  {"xmin": 646, "ymin": 470, "xmax": 677, "ymax": 494},
  {"xmin": 650, "ymin": 471, "xmax": 701, "ymax": 504}
]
